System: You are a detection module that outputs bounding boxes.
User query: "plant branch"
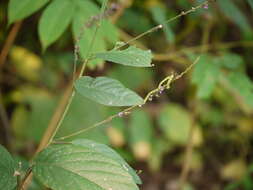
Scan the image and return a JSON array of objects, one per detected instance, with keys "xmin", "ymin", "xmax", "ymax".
[
  {"xmin": 55, "ymin": 57, "xmax": 200, "ymax": 141},
  {"xmin": 116, "ymin": 0, "xmax": 213, "ymax": 50},
  {"xmin": 0, "ymin": 21, "xmax": 22, "ymax": 68}
]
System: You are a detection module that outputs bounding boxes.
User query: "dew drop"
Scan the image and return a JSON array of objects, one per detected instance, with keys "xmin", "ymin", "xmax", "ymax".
[
  {"xmin": 122, "ymin": 164, "xmax": 129, "ymax": 171},
  {"xmin": 118, "ymin": 112, "xmax": 124, "ymax": 117}
]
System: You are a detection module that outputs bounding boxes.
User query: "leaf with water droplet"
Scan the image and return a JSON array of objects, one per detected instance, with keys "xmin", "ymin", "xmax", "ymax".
[
  {"xmin": 72, "ymin": 139, "xmax": 142, "ymax": 184},
  {"xmin": 33, "ymin": 139, "xmax": 140, "ymax": 190},
  {"xmin": 0, "ymin": 145, "xmax": 17, "ymax": 190},
  {"xmin": 95, "ymin": 46, "xmax": 153, "ymax": 67}
]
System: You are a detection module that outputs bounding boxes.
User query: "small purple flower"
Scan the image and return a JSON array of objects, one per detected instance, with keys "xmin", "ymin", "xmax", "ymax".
[{"xmin": 203, "ymin": 4, "xmax": 209, "ymax": 9}]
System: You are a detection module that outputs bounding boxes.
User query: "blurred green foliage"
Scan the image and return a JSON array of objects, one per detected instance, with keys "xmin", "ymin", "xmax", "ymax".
[{"xmin": 1, "ymin": 0, "xmax": 253, "ymax": 189}]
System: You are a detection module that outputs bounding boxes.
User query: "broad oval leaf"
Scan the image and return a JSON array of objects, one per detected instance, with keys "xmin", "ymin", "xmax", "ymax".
[
  {"xmin": 0, "ymin": 145, "xmax": 17, "ymax": 190},
  {"xmin": 39, "ymin": 0, "xmax": 75, "ymax": 50},
  {"xmin": 72, "ymin": 139, "xmax": 142, "ymax": 184},
  {"xmin": 8, "ymin": 0, "xmax": 49, "ymax": 24},
  {"xmin": 33, "ymin": 142, "xmax": 139, "ymax": 190},
  {"xmin": 75, "ymin": 76, "xmax": 144, "ymax": 106},
  {"xmin": 95, "ymin": 46, "xmax": 153, "ymax": 67}
]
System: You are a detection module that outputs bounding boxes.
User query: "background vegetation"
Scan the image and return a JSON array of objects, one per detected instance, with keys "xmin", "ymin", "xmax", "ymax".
[{"xmin": 1, "ymin": 0, "xmax": 253, "ymax": 189}]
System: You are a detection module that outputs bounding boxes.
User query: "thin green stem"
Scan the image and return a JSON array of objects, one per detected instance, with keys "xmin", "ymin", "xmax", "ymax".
[
  {"xmin": 42, "ymin": 0, "xmax": 108, "ymax": 148},
  {"xmin": 115, "ymin": 0, "xmax": 213, "ymax": 50},
  {"xmin": 55, "ymin": 57, "xmax": 200, "ymax": 141}
]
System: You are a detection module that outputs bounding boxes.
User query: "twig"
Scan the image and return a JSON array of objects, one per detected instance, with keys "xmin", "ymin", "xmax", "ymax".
[
  {"xmin": 55, "ymin": 57, "xmax": 200, "ymax": 141},
  {"xmin": 178, "ymin": 112, "xmax": 197, "ymax": 190},
  {"xmin": 153, "ymin": 40, "xmax": 253, "ymax": 61},
  {"xmin": 0, "ymin": 92, "xmax": 12, "ymax": 151},
  {"xmin": 0, "ymin": 21, "xmax": 22, "ymax": 68}
]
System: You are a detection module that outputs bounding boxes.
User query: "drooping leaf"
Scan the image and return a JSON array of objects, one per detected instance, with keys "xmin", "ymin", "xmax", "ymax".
[
  {"xmin": 158, "ymin": 104, "xmax": 191, "ymax": 145},
  {"xmin": 33, "ymin": 142, "xmax": 139, "ymax": 190},
  {"xmin": 72, "ymin": 139, "xmax": 142, "ymax": 184},
  {"xmin": 0, "ymin": 145, "xmax": 17, "ymax": 190},
  {"xmin": 75, "ymin": 76, "xmax": 144, "ymax": 106},
  {"xmin": 8, "ymin": 0, "xmax": 49, "ymax": 24},
  {"xmin": 191, "ymin": 54, "xmax": 221, "ymax": 99},
  {"xmin": 39, "ymin": 0, "xmax": 75, "ymax": 50},
  {"xmin": 150, "ymin": 6, "xmax": 175, "ymax": 43},
  {"xmin": 95, "ymin": 46, "xmax": 153, "ymax": 67}
]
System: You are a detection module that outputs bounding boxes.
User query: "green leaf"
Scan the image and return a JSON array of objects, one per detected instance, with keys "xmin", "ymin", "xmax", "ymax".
[
  {"xmin": 75, "ymin": 76, "xmax": 144, "ymax": 106},
  {"xmin": 33, "ymin": 142, "xmax": 139, "ymax": 190},
  {"xmin": 216, "ymin": 53, "xmax": 244, "ymax": 70},
  {"xmin": 72, "ymin": 0, "xmax": 119, "ymax": 68},
  {"xmin": 95, "ymin": 46, "xmax": 153, "ymax": 67},
  {"xmin": 218, "ymin": 0, "xmax": 252, "ymax": 38},
  {"xmin": 150, "ymin": 6, "xmax": 175, "ymax": 43},
  {"xmin": 72, "ymin": 139, "xmax": 142, "ymax": 184},
  {"xmin": 8, "ymin": 0, "xmax": 49, "ymax": 24},
  {"xmin": 107, "ymin": 65, "xmax": 153, "ymax": 89},
  {"xmin": 56, "ymin": 93, "xmax": 109, "ymax": 144},
  {"xmin": 129, "ymin": 110, "xmax": 153, "ymax": 144},
  {"xmin": 129, "ymin": 110, "xmax": 153, "ymax": 160},
  {"xmin": 158, "ymin": 104, "xmax": 191, "ymax": 145},
  {"xmin": 0, "ymin": 145, "xmax": 17, "ymax": 190},
  {"xmin": 224, "ymin": 72, "xmax": 253, "ymax": 108},
  {"xmin": 191, "ymin": 54, "xmax": 221, "ymax": 99},
  {"xmin": 39, "ymin": 0, "xmax": 75, "ymax": 50}
]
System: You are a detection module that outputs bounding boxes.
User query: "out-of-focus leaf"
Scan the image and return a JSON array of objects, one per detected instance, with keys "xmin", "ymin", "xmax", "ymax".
[
  {"xmin": 158, "ymin": 104, "xmax": 191, "ymax": 145},
  {"xmin": 73, "ymin": 139, "xmax": 142, "ymax": 185},
  {"xmin": 222, "ymin": 72, "xmax": 253, "ymax": 109},
  {"xmin": 221, "ymin": 159, "xmax": 247, "ymax": 180},
  {"xmin": 0, "ymin": 145, "xmax": 17, "ymax": 190},
  {"xmin": 106, "ymin": 117, "xmax": 126, "ymax": 147},
  {"xmin": 75, "ymin": 76, "xmax": 144, "ymax": 106},
  {"xmin": 10, "ymin": 87, "xmax": 58, "ymax": 143},
  {"xmin": 10, "ymin": 46, "xmax": 42, "ymax": 81},
  {"xmin": 33, "ymin": 142, "xmax": 139, "ymax": 190},
  {"xmin": 8, "ymin": 0, "xmax": 49, "ymax": 24},
  {"xmin": 107, "ymin": 65, "xmax": 153, "ymax": 89},
  {"xmin": 95, "ymin": 46, "xmax": 153, "ymax": 67},
  {"xmin": 218, "ymin": 0, "xmax": 252, "ymax": 38},
  {"xmin": 216, "ymin": 53, "xmax": 244, "ymax": 70},
  {"xmin": 246, "ymin": 0, "xmax": 253, "ymax": 10},
  {"xmin": 150, "ymin": 5, "xmax": 175, "ymax": 43},
  {"xmin": 39, "ymin": 0, "xmax": 75, "ymax": 50},
  {"xmin": 191, "ymin": 54, "xmax": 221, "ymax": 99},
  {"xmin": 129, "ymin": 110, "xmax": 153, "ymax": 160},
  {"xmin": 148, "ymin": 138, "xmax": 172, "ymax": 172},
  {"xmin": 56, "ymin": 93, "xmax": 109, "ymax": 144},
  {"xmin": 119, "ymin": 9, "xmax": 152, "ymax": 34}
]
